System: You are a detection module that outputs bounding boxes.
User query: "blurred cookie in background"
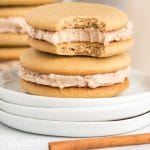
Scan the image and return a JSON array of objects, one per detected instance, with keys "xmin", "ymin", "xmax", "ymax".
[
  {"xmin": 0, "ymin": 7, "xmax": 31, "ymax": 72},
  {"xmin": 0, "ymin": 7, "xmax": 32, "ymax": 47},
  {"xmin": 0, "ymin": 0, "xmax": 60, "ymax": 72},
  {"xmin": 0, "ymin": 0, "xmax": 59, "ymax": 6}
]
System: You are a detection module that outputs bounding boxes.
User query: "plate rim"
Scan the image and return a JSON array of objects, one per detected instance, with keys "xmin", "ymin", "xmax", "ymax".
[
  {"xmin": 1, "ymin": 109, "xmax": 150, "ymax": 124},
  {"xmin": 1, "ymin": 110, "xmax": 150, "ymax": 137},
  {"xmin": 1, "ymin": 99, "xmax": 150, "ymax": 121}
]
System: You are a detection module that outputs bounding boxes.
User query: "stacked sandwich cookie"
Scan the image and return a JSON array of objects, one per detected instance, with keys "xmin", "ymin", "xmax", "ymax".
[
  {"xmin": 19, "ymin": 2, "xmax": 133, "ymax": 98},
  {"xmin": 0, "ymin": 0, "xmax": 58, "ymax": 71}
]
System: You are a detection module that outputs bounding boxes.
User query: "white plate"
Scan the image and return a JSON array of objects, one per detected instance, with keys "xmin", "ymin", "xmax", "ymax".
[
  {"xmin": 0, "ymin": 110, "xmax": 150, "ymax": 137},
  {"xmin": 0, "ymin": 69, "xmax": 150, "ymax": 108},
  {"xmin": 1, "ymin": 99, "xmax": 150, "ymax": 122}
]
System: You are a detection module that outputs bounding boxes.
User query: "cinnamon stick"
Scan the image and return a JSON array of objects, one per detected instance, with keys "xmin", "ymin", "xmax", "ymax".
[{"xmin": 49, "ymin": 133, "xmax": 150, "ymax": 150}]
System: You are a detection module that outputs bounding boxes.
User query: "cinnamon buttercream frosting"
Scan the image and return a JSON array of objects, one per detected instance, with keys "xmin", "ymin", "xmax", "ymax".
[
  {"xmin": 0, "ymin": 17, "xmax": 29, "ymax": 33},
  {"xmin": 19, "ymin": 65, "xmax": 130, "ymax": 89},
  {"xmin": 29, "ymin": 22, "xmax": 133, "ymax": 45}
]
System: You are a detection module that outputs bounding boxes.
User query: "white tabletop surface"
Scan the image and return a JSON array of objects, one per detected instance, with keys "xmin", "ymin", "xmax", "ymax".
[{"xmin": 0, "ymin": 122, "xmax": 150, "ymax": 150}]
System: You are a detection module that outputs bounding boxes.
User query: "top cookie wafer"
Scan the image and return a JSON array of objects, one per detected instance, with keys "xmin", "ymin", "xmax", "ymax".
[
  {"xmin": 25, "ymin": 2, "xmax": 128, "ymax": 32},
  {"xmin": 0, "ymin": 0, "xmax": 58, "ymax": 6}
]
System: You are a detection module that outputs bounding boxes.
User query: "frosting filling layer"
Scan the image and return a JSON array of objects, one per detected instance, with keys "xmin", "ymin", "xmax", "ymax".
[
  {"xmin": 0, "ymin": 17, "xmax": 29, "ymax": 33},
  {"xmin": 29, "ymin": 22, "xmax": 133, "ymax": 46},
  {"xmin": 19, "ymin": 66, "xmax": 130, "ymax": 89}
]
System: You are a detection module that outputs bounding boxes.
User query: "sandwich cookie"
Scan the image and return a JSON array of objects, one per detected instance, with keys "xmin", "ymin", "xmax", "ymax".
[
  {"xmin": 26, "ymin": 2, "xmax": 133, "ymax": 57},
  {"xmin": 0, "ymin": 7, "xmax": 35, "ymax": 46},
  {"xmin": 0, "ymin": 6, "xmax": 33, "ymax": 71},
  {"xmin": 19, "ymin": 49, "xmax": 131, "ymax": 98}
]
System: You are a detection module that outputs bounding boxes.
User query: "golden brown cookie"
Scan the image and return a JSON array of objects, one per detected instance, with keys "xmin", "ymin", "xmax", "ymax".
[
  {"xmin": 0, "ymin": 6, "xmax": 35, "ymax": 18},
  {"xmin": 20, "ymin": 49, "xmax": 131, "ymax": 75},
  {"xmin": 21, "ymin": 78, "xmax": 129, "ymax": 98},
  {"xmin": 0, "ymin": 0, "xmax": 58, "ymax": 6},
  {"xmin": 0, "ymin": 47, "xmax": 28, "ymax": 60},
  {"xmin": 26, "ymin": 2, "xmax": 128, "ymax": 32},
  {"xmin": 28, "ymin": 37, "xmax": 133, "ymax": 57},
  {"xmin": 0, "ymin": 33, "xmax": 28, "ymax": 46}
]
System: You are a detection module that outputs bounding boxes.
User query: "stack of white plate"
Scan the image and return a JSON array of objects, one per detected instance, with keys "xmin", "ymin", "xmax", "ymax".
[{"xmin": 0, "ymin": 69, "xmax": 150, "ymax": 137}]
